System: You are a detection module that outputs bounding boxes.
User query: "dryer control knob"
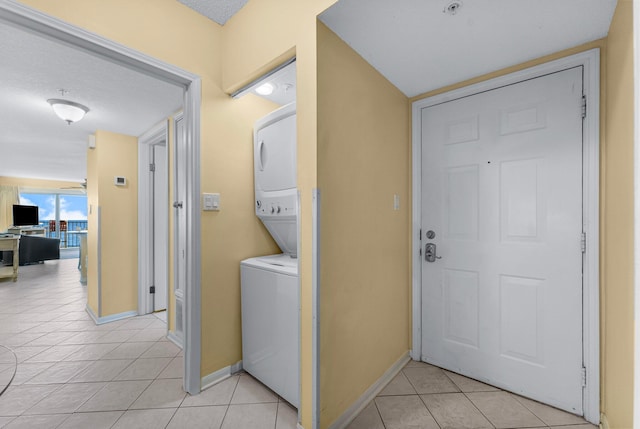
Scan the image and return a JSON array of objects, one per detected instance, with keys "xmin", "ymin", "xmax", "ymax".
[
  {"xmin": 256, "ymin": 200, "xmax": 262, "ymax": 208},
  {"xmin": 270, "ymin": 206, "xmax": 275, "ymax": 214},
  {"xmin": 277, "ymin": 206, "xmax": 281, "ymax": 214}
]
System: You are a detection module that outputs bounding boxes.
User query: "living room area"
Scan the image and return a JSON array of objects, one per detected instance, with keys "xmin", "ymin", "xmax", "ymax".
[{"xmin": 0, "ymin": 180, "xmax": 87, "ymax": 284}]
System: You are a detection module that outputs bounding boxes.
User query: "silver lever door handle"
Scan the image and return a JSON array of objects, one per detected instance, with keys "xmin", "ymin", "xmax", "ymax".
[
  {"xmin": 425, "ymin": 243, "xmax": 442, "ymax": 262},
  {"xmin": 173, "ymin": 201, "xmax": 183, "ymax": 209}
]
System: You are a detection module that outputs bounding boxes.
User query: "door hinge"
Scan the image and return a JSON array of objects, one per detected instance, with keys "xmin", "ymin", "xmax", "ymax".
[
  {"xmin": 581, "ymin": 232, "xmax": 586, "ymax": 253},
  {"xmin": 581, "ymin": 367, "xmax": 587, "ymax": 387},
  {"xmin": 582, "ymin": 95, "xmax": 587, "ymax": 119},
  {"xmin": 149, "ymin": 163, "xmax": 155, "ymax": 172},
  {"xmin": 150, "ymin": 286, "xmax": 156, "ymax": 294}
]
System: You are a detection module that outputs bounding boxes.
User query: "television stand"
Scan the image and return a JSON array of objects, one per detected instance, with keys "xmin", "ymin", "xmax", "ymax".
[{"xmin": 8, "ymin": 226, "xmax": 46, "ymax": 237}]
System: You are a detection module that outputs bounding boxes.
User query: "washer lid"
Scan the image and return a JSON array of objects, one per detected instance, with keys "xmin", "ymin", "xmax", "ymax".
[{"xmin": 241, "ymin": 254, "xmax": 298, "ymax": 276}]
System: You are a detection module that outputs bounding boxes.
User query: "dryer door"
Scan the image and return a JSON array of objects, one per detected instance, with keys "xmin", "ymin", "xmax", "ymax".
[{"xmin": 255, "ymin": 113, "xmax": 296, "ymax": 192}]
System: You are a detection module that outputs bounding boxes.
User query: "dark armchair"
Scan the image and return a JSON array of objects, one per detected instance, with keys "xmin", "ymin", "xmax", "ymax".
[{"xmin": 18, "ymin": 235, "xmax": 60, "ymax": 266}]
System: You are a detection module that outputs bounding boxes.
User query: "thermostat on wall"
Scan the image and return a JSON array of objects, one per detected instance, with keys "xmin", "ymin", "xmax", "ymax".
[{"xmin": 114, "ymin": 176, "xmax": 126, "ymax": 186}]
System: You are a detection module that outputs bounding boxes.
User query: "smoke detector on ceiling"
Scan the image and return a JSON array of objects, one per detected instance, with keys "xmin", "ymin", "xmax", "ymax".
[{"xmin": 444, "ymin": 0, "xmax": 463, "ymax": 15}]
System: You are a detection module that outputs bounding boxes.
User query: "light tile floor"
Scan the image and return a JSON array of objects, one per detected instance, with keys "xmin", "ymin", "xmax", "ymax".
[
  {"xmin": 347, "ymin": 360, "xmax": 598, "ymax": 429},
  {"xmin": 0, "ymin": 259, "xmax": 297, "ymax": 429}
]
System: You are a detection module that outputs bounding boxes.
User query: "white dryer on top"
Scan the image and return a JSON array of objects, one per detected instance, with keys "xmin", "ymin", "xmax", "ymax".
[{"xmin": 253, "ymin": 102, "xmax": 297, "ymax": 257}]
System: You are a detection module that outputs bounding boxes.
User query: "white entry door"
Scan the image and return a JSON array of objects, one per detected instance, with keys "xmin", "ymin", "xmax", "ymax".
[
  {"xmin": 152, "ymin": 143, "xmax": 168, "ymax": 312},
  {"xmin": 421, "ymin": 67, "xmax": 584, "ymax": 414}
]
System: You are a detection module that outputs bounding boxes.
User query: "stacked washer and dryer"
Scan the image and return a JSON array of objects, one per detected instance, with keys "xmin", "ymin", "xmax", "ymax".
[{"xmin": 240, "ymin": 102, "xmax": 299, "ymax": 408}]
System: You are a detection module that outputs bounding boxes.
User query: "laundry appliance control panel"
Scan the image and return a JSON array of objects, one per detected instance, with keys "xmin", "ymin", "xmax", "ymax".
[{"xmin": 256, "ymin": 193, "xmax": 297, "ymax": 219}]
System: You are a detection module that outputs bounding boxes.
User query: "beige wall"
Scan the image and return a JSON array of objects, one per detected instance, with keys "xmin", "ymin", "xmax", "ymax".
[
  {"xmin": 199, "ymin": 92, "xmax": 280, "ymax": 373},
  {"xmin": 18, "ymin": 0, "xmax": 285, "ymax": 381},
  {"xmin": 13, "ymin": 1, "xmax": 637, "ymax": 428},
  {"xmin": 90, "ymin": 130, "xmax": 139, "ymax": 317},
  {"xmin": 602, "ymin": 0, "xmax": 634, "ymax": 427},
  {"xmin": 317, "ymin": 23, "xmax": 411, "ymax": 427},
  {"xmin": 0, "ymin": 176, "xmax": 83, "ymax": 190},
  {"xmin": 223, "ymin": 3, "xmax": 337, "ymax": 426}
]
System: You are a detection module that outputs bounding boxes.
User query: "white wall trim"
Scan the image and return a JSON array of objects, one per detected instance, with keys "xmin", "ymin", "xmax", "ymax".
[
  {"xmin": 411, "ymin": 49, "xmax": 600, "ymax": 424},
  {"xmin": 296, "ymin": 190, "xmax": 302, "ymax": 426},
  {"xmin": 183, "ymin": 79, "xmax": 202, "ymax": 395},
  {"xmin": 634, "ymin": 5, "xmax": 640, "ymax": 429},
  {"xmin": 328, "ymin": 352, "xmax": 410, "ymax": 429},
  {"xmin": 138, "ymin": 120, "xmax": 169, "ymax": 316},
  {"xmin": 97, "ymin": 206, "xmax": 102, "ymax": 317},
  {"xmin": 171, "ymin": 112, "xmax": 185, "ymax": 347},
  {"xmin": 0, "ymin": 0, "xmax": 202, "ymax": 397},
  {"xmin": 200, "ymin": 360, "xmax": 242, "ymax": 391},
  {"xmin": 166, "ymin": 331, "xmax": 183, "ymax": 349},
  {"xmin": 312, "ymin": 189, "xmax": 321, "ymax": 429},
  {"xmin": 634, "ymin": 1, "xmax": 640, "ymax": 427},
  {"xmin": 86, "ymin": 306, "xmax": 137, "ymax": 325}
]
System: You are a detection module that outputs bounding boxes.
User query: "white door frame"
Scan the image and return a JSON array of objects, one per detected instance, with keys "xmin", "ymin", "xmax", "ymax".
[
  {"xmin": 634, "ymin": 1, "xmax": 640, "ymax": 426},
  {"xmin": 171, "ymin": 111, "xmax": 186, "ymax": 348},
  {"xmin": 411, "ymin": 49, "xmax": 600, "ymax": 424},
  {"xmin": 0, "ymin": 1, "xmax": 203, "ymax": 395},
  {"xmin": 138, "ymin": 120, "xmax": 170, "ymax": 316}
]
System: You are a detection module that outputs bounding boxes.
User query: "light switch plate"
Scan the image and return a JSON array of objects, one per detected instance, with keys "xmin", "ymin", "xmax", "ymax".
[{"xmin": 203, "ymin": 193, "xmax": 220, "ymax": 211}]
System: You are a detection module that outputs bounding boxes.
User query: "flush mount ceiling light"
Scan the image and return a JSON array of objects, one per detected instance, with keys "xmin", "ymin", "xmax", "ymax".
[
  {"xmin": 47, "ymin": 99, "xmax": 90, "ymax": 125},
  {"xmin": 444, "ymin": 0, "xmax": 463, "ymax": 15},
  {"xmin": 255, "ymin": 82, "xmax": 275, "ymax": 96}
]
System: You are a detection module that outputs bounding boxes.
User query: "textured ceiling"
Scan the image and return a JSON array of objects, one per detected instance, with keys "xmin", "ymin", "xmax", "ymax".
[
  {"xmin": 320, "ymin": 0, "xmax": 617, "ymax": 97},
  {"xmin": 0, "ymin": 21, "xmax": 183, "ymax": 183},
  {"xmin": 177, "ymin": 0, "xmax": 248, "ymax": 25}
]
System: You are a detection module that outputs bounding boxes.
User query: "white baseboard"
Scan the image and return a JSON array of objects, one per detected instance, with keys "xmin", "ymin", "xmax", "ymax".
[
  {"xmin": 201, "ymin": 360, "xmax": 243, "ymax": 391},
  {"xmin": 166, "ymin": 331, "xmax": 183, "ymax": 349},
  {"xmin": 328, "ymin": 352, "xmax": 410, "ymax": 429},
  {"xmin": 230, "ymin": 360, "xmax": 243, "ymax": 374},
  {"xmin": 599, "ymin": 413, "xmax": 608, "ymax": 429},
  {"xmin": 85, "ymin": 305, "xmax": 137, "ymax": 325}
]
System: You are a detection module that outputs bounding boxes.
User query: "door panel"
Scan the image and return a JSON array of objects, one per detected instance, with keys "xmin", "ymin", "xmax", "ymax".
[{"xmin": 421, "ymin": 67, "xmax": 583, "ymax": 414}]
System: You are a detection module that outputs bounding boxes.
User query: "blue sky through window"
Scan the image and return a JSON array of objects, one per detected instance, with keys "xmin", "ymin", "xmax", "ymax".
[{"xmin": 19, "ymin": 193, "xmax": 87, "ymax": 221}]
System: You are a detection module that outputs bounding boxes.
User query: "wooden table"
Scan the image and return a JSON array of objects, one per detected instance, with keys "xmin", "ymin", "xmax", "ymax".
[{"xmin": 0, "ymin": 236, "xmax": 19, "ymax": 282}]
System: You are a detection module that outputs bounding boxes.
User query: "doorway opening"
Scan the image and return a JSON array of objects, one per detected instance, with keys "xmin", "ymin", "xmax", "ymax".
[
  {"xmin": 0, "ymin": 1, "xmax": 203, "ymax": 395},
  {"xmin": 411, "ymin": 49, "xmax": 600, "ymax": 424}
]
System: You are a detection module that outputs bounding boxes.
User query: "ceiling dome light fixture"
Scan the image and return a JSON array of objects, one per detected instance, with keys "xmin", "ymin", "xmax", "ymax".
[
  {"xmin": 444, "ymin": 0, "xmax": 463, "ymax": 15},
  {"xmin": 255, "ymin": 82, "xmax": 275, "ymax": 96},
  {"xmin": 47, "ymin": 99, "xmax": 90, "ymax": 125}
]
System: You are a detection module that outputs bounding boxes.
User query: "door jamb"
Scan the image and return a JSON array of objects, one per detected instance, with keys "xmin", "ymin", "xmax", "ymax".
[
  {"xmin": 138, "ymin": 120, "xmax": 169, "ymax": 316},
  {"xmin": 411, "ymin": 49, "xmax": 600, "ymax": 424},
  {"xmin": 0, "ymin": 1, "xmax": 203, "ymax": 395}
]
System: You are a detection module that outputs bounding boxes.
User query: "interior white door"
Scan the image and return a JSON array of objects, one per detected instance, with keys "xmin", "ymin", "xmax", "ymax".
[
  {"xmin": 153, "ymin": 143, "xmax": 168, "ymax": 312},
  {"xmin": 421, "ymin": 67, "xmax": 584, "ymax": 414}
]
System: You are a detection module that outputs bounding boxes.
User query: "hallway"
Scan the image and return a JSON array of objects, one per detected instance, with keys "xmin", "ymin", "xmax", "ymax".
[{"xmin": 0, "ymin": 259, "xmax": 296, "ymax": 428}]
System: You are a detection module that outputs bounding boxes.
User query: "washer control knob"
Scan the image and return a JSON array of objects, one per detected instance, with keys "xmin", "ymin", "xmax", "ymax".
[
  {"xmin": 270, "ymin": 206, "xmax": 275, "ymax": 214},
  {"xmin": 277, "ymin": 206, "xmax": 282, "ymax": 214},
  {"xmin": 256, "ymin": 200, "xmax": 262, "ymax": 208}
]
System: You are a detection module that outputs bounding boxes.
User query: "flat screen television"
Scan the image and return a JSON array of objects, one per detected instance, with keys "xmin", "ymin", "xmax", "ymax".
[{"xmin": 12, "ymin": 204, "xmax": 39, "ymax": 227}]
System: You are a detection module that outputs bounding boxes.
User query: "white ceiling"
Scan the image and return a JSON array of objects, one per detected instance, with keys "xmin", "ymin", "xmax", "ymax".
[
  {"xmin": 177, "ymin": 0, "xmax": 249, "ymax": 25},
  {"xmin": 320, "ymin": 0, "xmax": 617, "ymax": 97},
  {"xmin": 0, "ymin": 21, "xmax": 183, "ymax": 183}
]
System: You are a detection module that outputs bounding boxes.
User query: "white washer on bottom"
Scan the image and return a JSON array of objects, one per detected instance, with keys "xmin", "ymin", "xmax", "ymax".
[{"xmin": 240, "ymin": 254, "xmax": 299, "ymax": 408}]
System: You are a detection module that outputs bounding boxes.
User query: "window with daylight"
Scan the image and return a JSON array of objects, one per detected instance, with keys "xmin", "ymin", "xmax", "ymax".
[{"xmin": 19, "ymin": 192, "xmax": 87, "ymax": 248}]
